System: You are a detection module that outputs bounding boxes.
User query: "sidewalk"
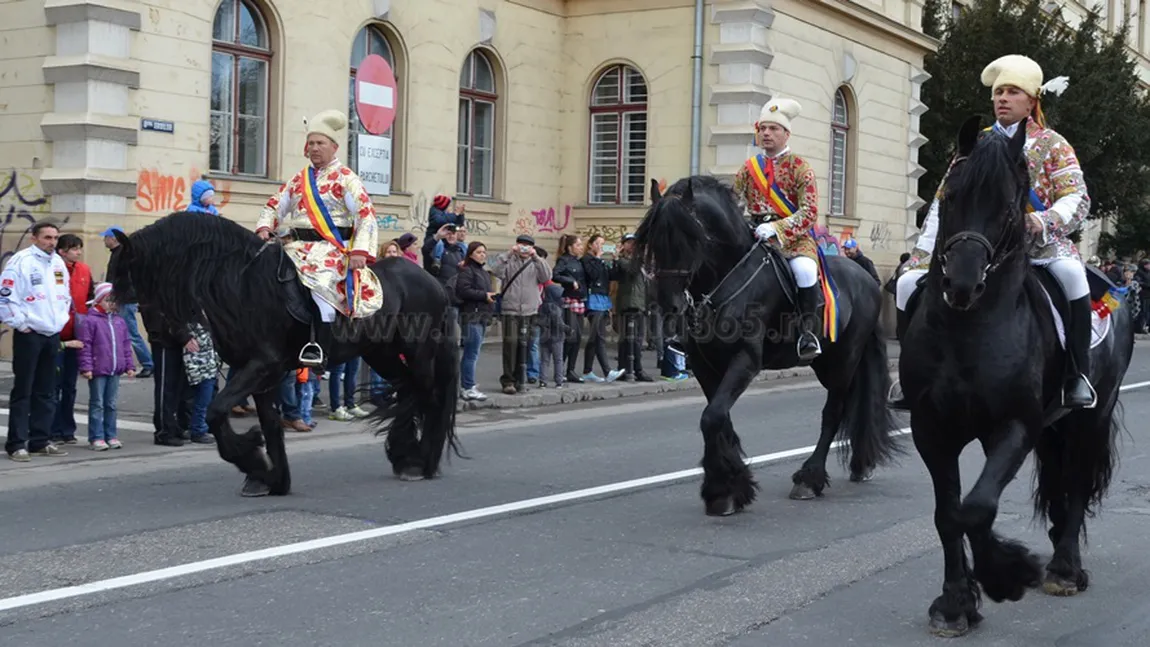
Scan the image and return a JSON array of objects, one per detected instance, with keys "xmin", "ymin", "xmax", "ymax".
[{"xmin": 0, "ymin": 341, "xmax": 903, "ymax": 418}]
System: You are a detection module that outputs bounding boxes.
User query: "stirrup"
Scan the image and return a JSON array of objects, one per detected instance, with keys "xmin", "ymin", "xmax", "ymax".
[
  {"xmin": 887, "ymin": 379, "xmax": 911, "ymax": 411},
  {"xmin": 299, "ymin": 342, "xmax": 325, "ymax": 369},
  {"xmin": 797, "ymin": 333, "xmax": 822, "ymax": 361},
  {"xmin": 1061, "ymin": 374, "xmax": 1098, "ymax": 409}
]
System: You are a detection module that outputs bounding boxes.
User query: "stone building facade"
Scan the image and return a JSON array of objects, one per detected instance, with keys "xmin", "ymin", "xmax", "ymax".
[{"xmin": 1, "ymin": 0, "xmax": 948, "ymax": 352}]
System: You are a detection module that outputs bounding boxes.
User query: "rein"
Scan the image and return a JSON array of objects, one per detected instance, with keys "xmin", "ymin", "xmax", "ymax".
[{"xmin": 657, "ymin": 241, "xmax": 771, "ymax": 316}]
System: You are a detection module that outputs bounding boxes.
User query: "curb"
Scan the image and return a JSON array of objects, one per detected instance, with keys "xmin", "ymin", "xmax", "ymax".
[{"xmin": 458, "ymin": 359, "xmax": 900, "ymax": 411}]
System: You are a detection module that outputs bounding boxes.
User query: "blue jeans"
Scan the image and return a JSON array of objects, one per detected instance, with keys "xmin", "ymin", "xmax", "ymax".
[
  {"xmin": 279, "ymin": 372, "xmax": 301, "ymax": 421},
  {"xmin": 51, "ymin": 347, "xmax": 80, "ymax": 441},
  {"xmin": 328, "ymin": 359, "xmax": 360, "ymax": 409},
  {"xmin": 189, "ymin": 379, "xmax": 216, "ymax": 438},
  {"xmin": 87, "ymin": 375, "xmax": 120, "ymax": 442},
  {"xmin": 369, "ymin": 370, "xmax": 389, "ymax": 399},
  {"xmin": 297, "ymin": 379, "xmax": 315, "ymax": 425},
  {"xmin": 119, "ymin": 303, "xmax": 153, "ymax": 371},
  {"xmin": 461, "ymin": 322, "xmax": 485, "ymax": 390},
  {"xmin": 526, "ymin": 326, "xmax": 541, "ymax": 380}
]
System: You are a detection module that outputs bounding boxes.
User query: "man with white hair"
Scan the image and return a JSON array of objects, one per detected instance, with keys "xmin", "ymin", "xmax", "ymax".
[
  {"xmin": 734, "ymin": 97, "xmax": 824, "ymax": 360},
  {"xmin": 891, "ymin": 54, "xmax": 1094, "ymax": 410},
  {"xmin": 256, "ymin": 110, "xmax": 382, "ymax": 367}
]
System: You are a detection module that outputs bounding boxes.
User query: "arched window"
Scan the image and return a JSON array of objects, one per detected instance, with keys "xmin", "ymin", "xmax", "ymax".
[
  {"xmin": 829, "ymin": 87, "xmax": 851, "ymax": 216},
  {"xmin": 349, "ymin": 24, "xmax": 400, "ymax": 192},
  {"xmin": 457, "ymin": 49, "xmax": 498, "ymax": 198},
  {"xmin": 211, "ymin": 0, "xmax": 271, "ymax": 176},
  {"xmin": 588, "ymin": 64, "xmax": 648, "ymax": 204}
]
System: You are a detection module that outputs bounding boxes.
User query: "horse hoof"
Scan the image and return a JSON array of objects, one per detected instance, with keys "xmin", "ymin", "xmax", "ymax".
[
  {"xmin": 1042, "ymin": 575, "xmax": 1080, "ymax": 597},
  {"xmin": 850, "ymin": 469, "xmax": 874, "ymax": 483},
  {"xmin": 397, "ymin": 467, "xmax": 425, "ymax": 482},
  {"xmin": 705, "ymin": 497, "xmax": 737, "ymax": 516},
  {"xmin": 240, "ymin": 477, "xmax": 271, "ymax": 497},
  {"xmin": 789, "ymin": 483, "xmax": 818, "ymax": 500},
  {"xmin": 928, "ymin": 612, "xmax": 971, "ymax": 638}
]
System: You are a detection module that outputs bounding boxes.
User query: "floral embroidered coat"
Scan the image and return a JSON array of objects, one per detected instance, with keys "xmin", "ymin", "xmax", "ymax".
[
  {"xmin": 256, "ymin": 159, "xmax": 383, "ymax": 318},
  {"xmin": 907, "ymin": 117, "xmax": 1090, "ymax": 271},
  {"xmin": 733, "ymin": 149, "xmax": 819, "ymax": 260}
]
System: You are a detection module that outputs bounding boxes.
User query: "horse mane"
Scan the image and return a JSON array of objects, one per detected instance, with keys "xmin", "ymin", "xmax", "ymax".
[
  {"xmin": 122, "ymin": 211, "xmax": 285, "ymax": 355},
  {"xmin": 941, "ymin": 131, "xmax": 1028, "ymax": 261},
  {"xmin": 635, "ymin": 175, "xmax": 754, "ymax": 277}
]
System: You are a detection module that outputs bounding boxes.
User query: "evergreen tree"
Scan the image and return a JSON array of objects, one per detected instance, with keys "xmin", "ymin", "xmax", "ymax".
[
  {"xmin": 921, "ymin": 0, "xmax": 945, "ymax": 39},
  {"xmin": 918, "ymin": 0, "xmax": 1150, "ymax": 256}
]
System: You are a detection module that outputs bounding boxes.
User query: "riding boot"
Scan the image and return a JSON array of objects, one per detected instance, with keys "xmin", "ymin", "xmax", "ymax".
[
  {"xmin": 1062, "ymin": 296, "xmax": 1097, "ymax": 409},
  {"xmin": 299, "ymin": 322, "xmax": 332, "ymax": 369},
  {"xmin": 886, "ymin": 308, "xmax": 912, "ymax": 410},
  {"xmin": 795, "ymin": 285, "xmax": 824, "ymax": 361}
]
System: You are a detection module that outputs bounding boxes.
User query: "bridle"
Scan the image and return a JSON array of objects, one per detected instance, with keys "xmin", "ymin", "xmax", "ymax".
[{"xmin": 936, "ymin": 154, "xmax": 1025, "ymax": 282}]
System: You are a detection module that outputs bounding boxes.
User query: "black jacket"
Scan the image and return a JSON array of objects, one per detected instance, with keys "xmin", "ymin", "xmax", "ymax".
[
  {"xmin": 851, "ymin": 252, "xmax": 880, "ymax": 285},
  {"xmin": 580, "ymin": 254, "xmax": 615, "ymax": 297},
  {"xmin": 551, "ymin": 254, "xmax": 586, "ymax": 301},
  {"xmin": 454, "ymin": 260, "xmax": 494, "ymax": 324}
]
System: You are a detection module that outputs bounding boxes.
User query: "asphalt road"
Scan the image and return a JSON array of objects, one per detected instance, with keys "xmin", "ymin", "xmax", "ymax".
[{"xmin": 1, "ymin": 346, "xmax": 1149, "ymax": 646}]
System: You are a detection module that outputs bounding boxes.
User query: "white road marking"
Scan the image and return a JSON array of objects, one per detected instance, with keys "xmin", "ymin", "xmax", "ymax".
[{"xmin": 0, "ymin": 381, "xmax": 1147, "ymax": 613}]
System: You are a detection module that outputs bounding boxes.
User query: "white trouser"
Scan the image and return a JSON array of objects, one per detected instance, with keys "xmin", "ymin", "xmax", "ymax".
[
  {"xmin": 895, "ymin": 259, "xmax": 1089, "ymax": 311},
  {"xmin": 1034, "ymin": 258, "xmax": 1090, "ymax": 301},
  {"xmin": 313, "ymin": 292, "xmax": 337, "ymax": 323},
  {"xmin": 790, "ymin": 256, "xmax": 819, "ymax": 289}
]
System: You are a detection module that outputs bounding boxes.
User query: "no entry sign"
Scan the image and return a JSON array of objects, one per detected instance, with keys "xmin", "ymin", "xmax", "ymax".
[{"xmin": 355, "ymin": 54, "xmax": 397, "ymax": 135}]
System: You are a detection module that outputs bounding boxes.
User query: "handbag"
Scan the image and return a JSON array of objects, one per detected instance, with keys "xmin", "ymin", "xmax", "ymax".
[{"xmin": 494, "ymin": 260, "xmax": 533, "ymax": 315}]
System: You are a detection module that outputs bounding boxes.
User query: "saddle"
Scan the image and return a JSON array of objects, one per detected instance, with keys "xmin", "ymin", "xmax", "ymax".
[
  {"xmin": 274, "ymin": 249, "xmax": 317, "ymax": 325},
  {"xmin": 758, "ymin": 240, "xmax": 799, "ymax": 309},
  {"xmin": 1032, "ymin": 263, "xmax": 1118, "ymax": 348}
]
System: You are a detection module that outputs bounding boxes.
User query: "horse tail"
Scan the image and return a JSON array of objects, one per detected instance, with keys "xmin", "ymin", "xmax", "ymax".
[
  {"xmin": 838, "ymin": 324, "xmax": 904, "ymax": 475},
  {"xmin": 420, "ymin": 315, "xmax": 465, "ymax": 475},
  {"xmin": 1034, "ymin": 397, "xmax": 1126, "ymax": 540}
]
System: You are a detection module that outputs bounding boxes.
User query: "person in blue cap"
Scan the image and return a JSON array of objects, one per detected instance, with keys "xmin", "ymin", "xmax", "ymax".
[
  {"xmin": 102, "ymin": 226, "xmax": 153, "ymax": 377},
  {"xmin": 841, "ymin": 238, "xmax": 880, "ymax": 284}
]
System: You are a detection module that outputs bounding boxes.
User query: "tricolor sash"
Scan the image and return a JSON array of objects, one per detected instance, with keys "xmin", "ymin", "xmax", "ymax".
[
  {"xmin": 745, "ymin": 154, "xmax": 840, "ymax": 342},
  {"xmin": 300, "ymin": 166, "xmax": 359, "ymax": 313}
]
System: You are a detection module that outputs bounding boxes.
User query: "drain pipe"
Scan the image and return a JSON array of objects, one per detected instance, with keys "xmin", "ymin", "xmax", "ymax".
[{"xmin": 689, "ymin": 0, "xmax": 704, "ymax": 175}]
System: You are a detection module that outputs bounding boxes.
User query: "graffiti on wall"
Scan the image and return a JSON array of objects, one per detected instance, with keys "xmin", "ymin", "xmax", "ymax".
[
  {"xmin": 136, "ymin": 167, "xmax": 232, "ymax": 213},
  {"xmin": 867, "ymin": 221, "xmax": 892, "ymax": 251},
  {"xmin": 576, "ymin": 224, "xmax": 631, "ymax": 245},
  {"xmin": 513, "ymin": 204, "xmax": 574, "ymax": 238},
  {"xmin": 812, "ymin": 223, "xmax": 856, "ymax": 256},
  {"xmin": 407, "ymin": 191, "xmax": 429, "ymax": 234}
]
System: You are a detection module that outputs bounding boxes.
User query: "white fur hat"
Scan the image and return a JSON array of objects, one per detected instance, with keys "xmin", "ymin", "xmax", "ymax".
[
  {"xmin": 757, "ymin": 98, "xmax": 802, "ymax": 132},
  {"xmin": 982, "ymin": 55, "xmax": 1043, "ymax": 97},
  {"xmin": 304, "ymin": 109, "xmax": 348, "ymax": 145}
]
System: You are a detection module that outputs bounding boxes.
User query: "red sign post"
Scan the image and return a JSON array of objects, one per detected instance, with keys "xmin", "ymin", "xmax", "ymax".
[{"xmin": 354, "ymin": 54, "xmax": 397, "ymax": 135}]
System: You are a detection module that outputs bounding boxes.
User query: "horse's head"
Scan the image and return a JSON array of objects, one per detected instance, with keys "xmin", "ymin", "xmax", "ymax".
[
  {"xmin": 936, "ymin": 115, "xmax": 1029, "ymax": 310},
  {"xmin": 636, "ymin": 178, "xmax": 691, "ymax": 314},
  {"xmin": 105, "ymin": 228, "xmax": 137, "ymax": 305}
]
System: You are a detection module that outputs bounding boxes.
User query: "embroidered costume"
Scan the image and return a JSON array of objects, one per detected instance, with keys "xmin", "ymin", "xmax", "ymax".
[
  {"xmin": 256, "ymin": 111, "xmax": 382, "ymax": 321},
  {"xmin": 903, "ymin": 117, "xmax": 1088, "ymax": 273},
  {"xmin": 735, "ymin": 149, "xmax": 819, "ymax": 260},
  {"xmin": 736, "ymin": 97, "xmax": 828, "ymax": 360},
  {"xmin": 892, "ymin": 54, "xmax": 1096, "ymax": 410}
]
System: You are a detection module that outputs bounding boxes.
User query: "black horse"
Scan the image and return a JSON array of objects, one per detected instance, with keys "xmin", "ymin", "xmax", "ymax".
[
  {"xmin": 636, "ymin": 176, "xmax": 901, "ymax": 515},
  {"xmin": 900, "ymin": 118, "xmax": 1133, "ymax": 637},
  {"xmin": 106, "ymin": 212, "xmax": 462, "ymax": 497}
]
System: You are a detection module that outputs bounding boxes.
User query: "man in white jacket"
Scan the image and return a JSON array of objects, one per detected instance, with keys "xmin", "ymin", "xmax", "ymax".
[{"xmin": 1, "ymin": 222, "xmax": 72, "ymax": 461}]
